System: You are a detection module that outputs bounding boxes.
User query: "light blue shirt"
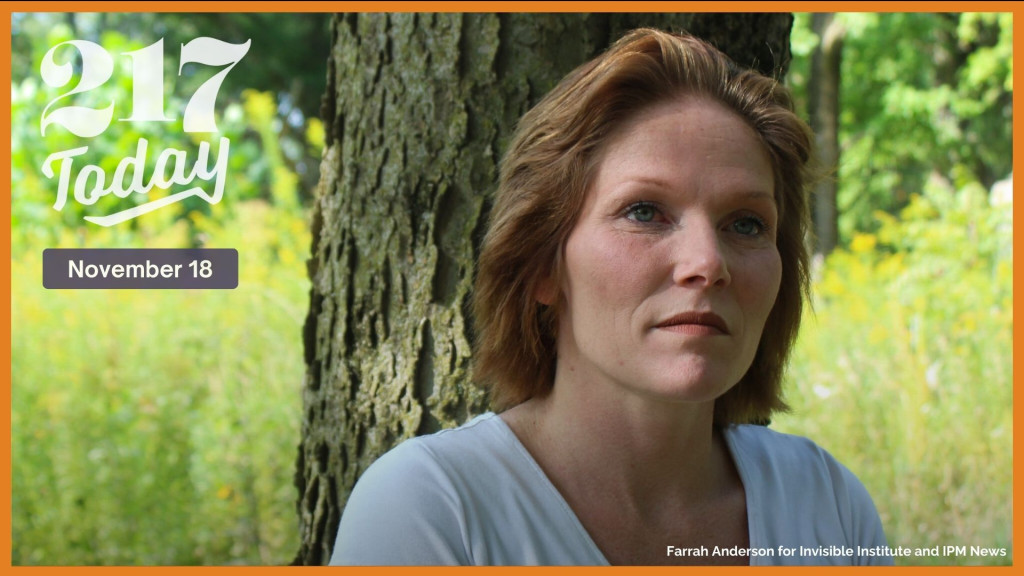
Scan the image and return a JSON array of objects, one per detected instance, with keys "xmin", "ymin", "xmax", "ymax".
[{"xmin": 331, "ymin": 412, "xmax": 892, "ymax": 566}]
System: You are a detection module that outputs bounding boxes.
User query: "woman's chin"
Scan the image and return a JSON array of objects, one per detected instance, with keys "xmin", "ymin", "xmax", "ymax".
[{"xmin": 623, "ymin": 371, "xmax": 738, "ymax": 407}]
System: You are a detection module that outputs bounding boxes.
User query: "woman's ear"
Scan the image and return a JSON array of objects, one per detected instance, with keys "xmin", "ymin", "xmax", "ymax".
[{"xmin": 535, "ymin": 275, "xmax": 557, "ymax": 306}]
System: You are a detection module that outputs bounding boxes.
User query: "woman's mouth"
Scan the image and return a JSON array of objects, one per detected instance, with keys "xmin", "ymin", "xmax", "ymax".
[{"xmin": 654, "ymin": 311, "xmax": 729, "ymax": 335}]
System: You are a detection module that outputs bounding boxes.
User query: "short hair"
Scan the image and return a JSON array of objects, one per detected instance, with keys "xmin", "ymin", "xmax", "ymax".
[{"xmin": 472, "ymin": 28, "xmax": 814, "ymax": 425}]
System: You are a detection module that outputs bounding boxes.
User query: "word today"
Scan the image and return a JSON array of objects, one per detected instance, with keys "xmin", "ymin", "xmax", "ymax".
[{"xmin": 38, "ymin": 36, "xmax": 249, "ymax": 226}]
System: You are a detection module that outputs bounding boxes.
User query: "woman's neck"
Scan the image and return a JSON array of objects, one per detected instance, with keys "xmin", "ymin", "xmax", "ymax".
[{"xmin": 501, "ymin": 368, "xmax": 730, "ymax": 518}]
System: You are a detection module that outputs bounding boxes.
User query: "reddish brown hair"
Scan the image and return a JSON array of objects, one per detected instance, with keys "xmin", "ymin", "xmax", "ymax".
[{"xmin": 473, "ymin": 28, "xmax": 814, "ymax": 424}]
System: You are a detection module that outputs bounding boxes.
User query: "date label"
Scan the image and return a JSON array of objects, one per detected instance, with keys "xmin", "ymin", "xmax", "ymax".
[{"xmin": 43, "ymin": 248, "xmax": 238, "ymax": 289}]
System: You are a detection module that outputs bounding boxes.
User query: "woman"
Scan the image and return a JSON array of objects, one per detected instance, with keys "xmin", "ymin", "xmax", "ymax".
[{"xmin": 331, "ymin": 28, "xmax": 892, "ymax": 566}]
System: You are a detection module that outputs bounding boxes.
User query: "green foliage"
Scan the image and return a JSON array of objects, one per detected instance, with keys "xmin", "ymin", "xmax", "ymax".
[
  {"xmin": 12, "ymin": 245, "xmax": 308, "ymax": 564},
  {"xmin": 775, "ymin": 180, "xmax": 1012, "ymax": 565},
  {"xmin": 12, "ymin": 218, "xmax": 310, "ymax": 564},
  {"xmin": 11, "ymin": 18, "xmax": 321, "ymax": 565},
  {"xmin": 789, "ymin": 12, "xmax": 1012, "ymax": 245}
]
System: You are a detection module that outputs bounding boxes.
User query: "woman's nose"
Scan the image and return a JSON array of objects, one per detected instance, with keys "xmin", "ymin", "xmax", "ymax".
[{"xmin": 670, "ymin": 221, "xmax": 731, "ymax": 288}]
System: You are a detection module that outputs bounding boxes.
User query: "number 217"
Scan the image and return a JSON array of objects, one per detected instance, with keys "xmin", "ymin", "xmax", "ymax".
[{"xmin": 41, "ymin": 37, "xmax": 251, "ymax": 138}]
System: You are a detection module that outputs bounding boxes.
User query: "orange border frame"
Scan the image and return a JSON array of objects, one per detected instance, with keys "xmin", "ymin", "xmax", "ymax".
[{"xmin": 3, "ymin": 1, "xmax": 1020, "ymax": 574}]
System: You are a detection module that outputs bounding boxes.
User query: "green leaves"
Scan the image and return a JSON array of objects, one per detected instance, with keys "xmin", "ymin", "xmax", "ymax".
[{"xmin": 791, "ymin": 12, "xmax": 1012, "ymax": 243}]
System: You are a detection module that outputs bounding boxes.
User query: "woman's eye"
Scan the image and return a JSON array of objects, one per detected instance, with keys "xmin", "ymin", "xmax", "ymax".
[
  {"xmin": 625, "ymin": 202, "xmax": 661, "ymax": 223},
  {"xmin": 731, "ymin": 216, "xmax": 767, "ymax": 236}
]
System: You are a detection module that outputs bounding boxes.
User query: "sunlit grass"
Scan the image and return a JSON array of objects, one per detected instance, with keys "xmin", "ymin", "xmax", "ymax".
[
  {"xmin": 12, "ymin": 204, "xmax": 310, "ymax": 565},
  {"xmin": 774, "ymin": 191, "xmax": 1012, "ymax": 566}
]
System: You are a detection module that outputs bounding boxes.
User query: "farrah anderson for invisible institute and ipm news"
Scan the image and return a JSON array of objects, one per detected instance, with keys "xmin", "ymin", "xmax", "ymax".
[{"xmin": 665, "ymin": 544, "xmax": 905, "ymax": 559}]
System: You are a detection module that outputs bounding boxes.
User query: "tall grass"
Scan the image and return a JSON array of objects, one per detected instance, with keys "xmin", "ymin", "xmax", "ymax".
[
  {"xmin": 774, "ymin": 184, "xmax": 1013, "ymax": 565},
  {"xmin": 12, "ymin": 202, "xmax": 310, "ymax": 565}
]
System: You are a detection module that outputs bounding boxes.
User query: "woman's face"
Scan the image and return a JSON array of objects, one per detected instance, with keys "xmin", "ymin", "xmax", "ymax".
[{"xmin": 548, "ymin": 97, "xmax": 781, "ymax": 405}]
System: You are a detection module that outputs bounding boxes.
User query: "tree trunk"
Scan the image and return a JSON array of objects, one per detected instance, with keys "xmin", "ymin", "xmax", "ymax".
[
  {"xmin": 294, "ymin": 12, "xmax": 794, "ymax": 566},
  {"xmin": 809, "ymin": 13, "xmax": 843, "ymax": 257}
]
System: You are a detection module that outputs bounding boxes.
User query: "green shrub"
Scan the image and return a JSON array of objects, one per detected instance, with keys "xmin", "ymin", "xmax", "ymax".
[{"xmin": 775, "ymin": 179, "xmax": 1012, "ymax": 566}]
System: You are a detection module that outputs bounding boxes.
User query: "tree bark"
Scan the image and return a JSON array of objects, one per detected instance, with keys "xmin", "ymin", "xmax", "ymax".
[
  {"xmin": 809, "ymin": 13, "xmax": 843, "ymax": 257},
  {"xmin": 294, "ymin": 12, "xmax": 794, "ymax": 565}
]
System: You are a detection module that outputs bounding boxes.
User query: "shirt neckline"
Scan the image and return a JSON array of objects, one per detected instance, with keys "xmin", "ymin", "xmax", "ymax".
[
  {"xmin": 484, "ymin": 411, "xmax": 760, "ymax": 566},
  {"xmin": 486, "ymin": 412, "xmax": 611, "ymax": 565}
]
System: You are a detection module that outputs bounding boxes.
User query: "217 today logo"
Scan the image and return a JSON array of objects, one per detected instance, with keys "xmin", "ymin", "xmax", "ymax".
[{"xmin": 38, "ymin": 37, "xmax": 249, "ymax": 226}]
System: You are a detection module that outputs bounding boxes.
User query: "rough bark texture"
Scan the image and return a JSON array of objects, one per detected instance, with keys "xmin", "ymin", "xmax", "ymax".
[
  {"xmin": 294, "ymin": 12, "xmax": 794, "ymax": 565},
  {"xmin": 810, "ymin": 13, "xmax": 843, "ymax": 256}
]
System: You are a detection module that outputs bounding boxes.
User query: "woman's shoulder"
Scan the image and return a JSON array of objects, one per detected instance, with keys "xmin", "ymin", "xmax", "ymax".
[
  {"xmin": 376, "ymin": 412, "xmax": 521, "ymax": 477},
  {"xmin": 724, "ymin": 423, "xmax": 839, "ymax": 465},
  {"xmin": 332, "ymin": 411, "xmax": 603, "ymax": 565},
  {"xmin": 331, "ymin": 412, "xmax": 510, "ymax": 565},
  {"xmin": 414, "ymin": 411, "xmax": 509, "ymax": 453},
  {"xmin": 723, "ymin": 423, "xmax": 867, "ymax": 496},
  {"xmin": 350, "ymin": 412, "xmax": 514, "ymax": 497},
  {"xmin": 720, "ymin": 424, "xmax": 872, "ymax": 518},
  {"xmin": 724, "ymin": 424, "xmax": 892, "ymax": 564}
]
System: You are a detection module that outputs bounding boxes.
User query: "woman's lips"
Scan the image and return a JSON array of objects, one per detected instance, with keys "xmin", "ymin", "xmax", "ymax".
[{"xmin": 654, "ymin": 311, "xmax": 729, "ymax": 335}]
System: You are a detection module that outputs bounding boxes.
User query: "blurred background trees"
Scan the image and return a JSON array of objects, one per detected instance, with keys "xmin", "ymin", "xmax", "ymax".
[
  {"xmin": 789, "ymin": 12, "xmax": 1012, "ymax": 254},
  {"xmin": 10, "ymin": 11, "xmax": 1012, "ymax": 566}
]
